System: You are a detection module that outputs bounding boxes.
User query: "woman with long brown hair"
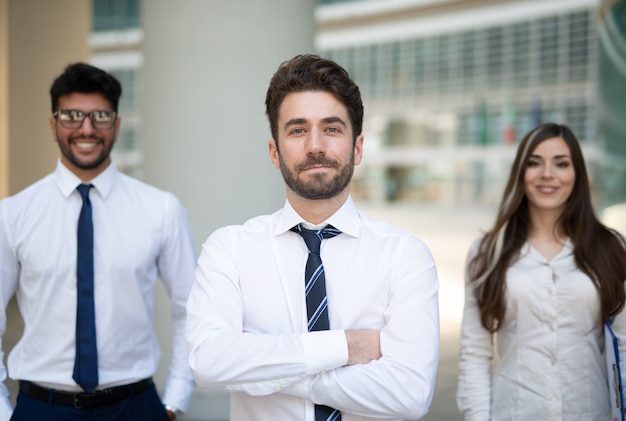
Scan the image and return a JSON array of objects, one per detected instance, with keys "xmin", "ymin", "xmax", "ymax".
[{"xmin": 457, "ymin": 122, "xmax": 626, "ymax": 420}]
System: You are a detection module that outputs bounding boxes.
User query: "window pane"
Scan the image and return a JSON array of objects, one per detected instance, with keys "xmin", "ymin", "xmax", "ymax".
[
  {"xmin": 93, "ymin": 0, "xmax": 140, "ymax": 32},
  {"xmin": 539, "ymin": 16, "xmax": 559, "ymax": 85}
]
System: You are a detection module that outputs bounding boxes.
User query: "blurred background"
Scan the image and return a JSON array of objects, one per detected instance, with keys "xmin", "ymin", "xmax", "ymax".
[{"xmin": 1, "ymin": 0, "xmax": 625, "ymax": 419}]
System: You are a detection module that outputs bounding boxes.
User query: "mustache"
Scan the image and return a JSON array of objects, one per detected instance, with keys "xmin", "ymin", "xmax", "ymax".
[
  {"xmin": 295, "ymin": 156, "xmax": 339, "ymax": 171},
  {"xmin": 68, "ymin": 134, "xmax": 104, "ymax": 143}
]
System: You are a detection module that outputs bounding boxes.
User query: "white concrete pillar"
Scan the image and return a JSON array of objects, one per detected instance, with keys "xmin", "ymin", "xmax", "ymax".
[{"xmin": 141, "ymin": 1, "xmax": 315, "ymax": 419}]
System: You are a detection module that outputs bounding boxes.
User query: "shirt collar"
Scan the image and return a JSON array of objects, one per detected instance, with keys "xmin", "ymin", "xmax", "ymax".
[
  {"xmin": 54, "ymin": 159, "xmax": 118, "ymax": 200},
  {"xmin": 522, "ymin": 237, "xmax": 574, "ymax": 263},
  {"xmin": 274, "ymin": 196, "xmax": 360, "ymax": 238}
]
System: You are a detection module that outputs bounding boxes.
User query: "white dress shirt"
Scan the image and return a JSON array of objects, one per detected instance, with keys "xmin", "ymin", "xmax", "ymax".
[
  {"xmin": 0, "ymin": 160, "xmax": 196, "ymax": 419},
  {"xmin": 457, "ymin": 239, "xmax": 626, "ymax": 421},
  {"xmin": 186, "ymin": 197, "xmax": 440, "ymax": 421}
]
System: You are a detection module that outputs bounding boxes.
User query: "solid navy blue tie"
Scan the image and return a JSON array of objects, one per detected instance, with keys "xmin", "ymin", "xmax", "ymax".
[
  {"xmin": 74, "ymin": 184, "xmax": 98, "ymax": 393},
  {"xmin": 292, "ymin": 224, "xmax": 342, "ymax": 421}
]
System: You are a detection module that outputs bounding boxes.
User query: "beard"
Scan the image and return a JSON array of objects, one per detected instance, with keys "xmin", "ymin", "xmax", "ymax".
[
  {"xmin": 57, "ymin": 133, "xmax": 114, "ymax": 170},
  {"xmin": 278, "ymin": 152, "xmax": 355, "ymax": 200}
]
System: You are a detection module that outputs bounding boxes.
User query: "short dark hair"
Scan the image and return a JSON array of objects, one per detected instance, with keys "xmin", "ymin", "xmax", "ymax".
[
  {"xmin": 265, "ymin": 54, "xmax": 363, "ymax": 144},
  {"xmin": 50, "ymin": 63, "xmax": 122, "ymax": 113}
]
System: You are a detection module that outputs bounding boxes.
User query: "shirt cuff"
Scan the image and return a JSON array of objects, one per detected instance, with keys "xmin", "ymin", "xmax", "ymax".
[
  {"xmin": 0, "ymin": 394, "xmax": 12, "ymax": 420},
  {"xmin": 161, "ymin": 376, "xmax": 195, "ymax": 414},
  {"xmin": 301, "ymin": 329, "xmax": 348, "ymax": 375}
]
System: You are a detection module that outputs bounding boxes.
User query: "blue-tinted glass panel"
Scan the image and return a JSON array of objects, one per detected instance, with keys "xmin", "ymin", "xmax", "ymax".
[{"xmin": 93, "ymin": 0, "xmax": 140, "ymax": 31}]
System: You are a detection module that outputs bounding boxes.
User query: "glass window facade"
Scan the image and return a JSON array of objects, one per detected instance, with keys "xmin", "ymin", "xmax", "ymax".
[
  {"xmin": 91, "ymin": 0, "xmax": 143, "ymax": 178},
  {"xmin": 93, "ymin": 0, "xmax": 140, "ymax": 32},
  {"xmin": 109, "ymin": 68, "xmax": 141, "ymax": 153},
  {"xmin": 318, "ymin": 0, "xmax": 362, "ymax": 4},
  {"xmin": 322, "ymin": 7, "xmax": 598, "ymax": 205},
  {"xmin": 596, "ymin": 1, "xmax": 626, "ymax": 210}
]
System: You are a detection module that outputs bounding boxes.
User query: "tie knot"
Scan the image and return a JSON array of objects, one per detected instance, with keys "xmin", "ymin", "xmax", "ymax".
[
  {"xmin": 77, "ymin": 184, "xmax": 92, "ymax": 200},
  {"xmin": 291, "ymin": 224, "xmax": 341, "ymax": 254}
]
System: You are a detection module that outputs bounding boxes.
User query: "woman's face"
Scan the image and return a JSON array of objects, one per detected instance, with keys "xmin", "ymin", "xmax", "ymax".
[{"xmin": 524, "ymin": 136, "xmax": 576, "ymax": 215}]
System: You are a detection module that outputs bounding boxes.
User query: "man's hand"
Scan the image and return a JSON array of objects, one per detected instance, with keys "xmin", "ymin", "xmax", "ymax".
[
  {"xmin": 345, "ymin": 330, "xmax": 381, "ymax": 365},
  {"xmin": 164, "ymin": 405, "xmax": 177, "ymax": 420}
]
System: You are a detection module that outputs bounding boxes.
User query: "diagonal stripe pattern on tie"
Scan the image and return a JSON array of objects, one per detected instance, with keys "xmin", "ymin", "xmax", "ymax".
[
  {"xmin": 291, "ymin": 224, "xmax": 342, "ymax": 421},
  {"xmin": 74, "ymin": 184, "xmax": 99, "ymax": 393}
]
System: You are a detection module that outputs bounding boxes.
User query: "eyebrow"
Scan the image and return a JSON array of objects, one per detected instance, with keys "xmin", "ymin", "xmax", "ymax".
[
  {"xmin": 529, "ymin": 153, "xmax": 571, "ymax": 159},
  {"xmin": 321, "ymin": 116, "xmax": 347, "ymax": 127},
  {"xmin": 283, "ymin": 116, "xmax": 348, "ymax": 131},
  {"xmin": 283, "ymin": 118, "xmax": 307, "ymax": 131}
]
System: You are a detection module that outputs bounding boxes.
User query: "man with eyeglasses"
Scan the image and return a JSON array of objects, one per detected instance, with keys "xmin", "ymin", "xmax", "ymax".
[{"xmin": 0, "ymin": 63, "xmax": 195, "ymax": 420}]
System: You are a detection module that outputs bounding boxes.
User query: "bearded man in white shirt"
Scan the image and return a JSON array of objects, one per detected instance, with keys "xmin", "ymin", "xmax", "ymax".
[
  {"xmin": 0, "ymin": 63, "xmax": 195, "ymax": 420},
  {"xmin": 186, "ymin": 54, "xmax": 440, "ymax": 421}
]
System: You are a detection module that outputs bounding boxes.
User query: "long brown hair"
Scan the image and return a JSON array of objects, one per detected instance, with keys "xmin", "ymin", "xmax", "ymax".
[{"xmin": 469, "ymin": 122, "xmax": 626, "ymax": 332}]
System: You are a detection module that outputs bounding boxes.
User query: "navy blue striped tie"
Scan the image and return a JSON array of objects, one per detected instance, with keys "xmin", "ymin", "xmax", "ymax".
[
  {"xmin": 74, "ymin": 184, "xmax": 98, "ymax": 392},
  {"xmin": 292, "ymin": 224, "xmax": 342, "ymax": 421}
]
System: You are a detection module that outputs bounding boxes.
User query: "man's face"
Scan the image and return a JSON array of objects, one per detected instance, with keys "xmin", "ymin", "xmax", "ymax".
[
  {"xmin": 50, "ymin": 92, "xmax": 120, "ymax": 180},
  {"xmin": 268, "ymin": 91, "xmax": 363, "ymax": 200}
]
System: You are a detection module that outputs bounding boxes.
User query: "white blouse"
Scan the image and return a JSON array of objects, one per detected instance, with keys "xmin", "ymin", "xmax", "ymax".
[{"xmin": 457, "ymin": 239, "xmax": 626, "ymax": 421}]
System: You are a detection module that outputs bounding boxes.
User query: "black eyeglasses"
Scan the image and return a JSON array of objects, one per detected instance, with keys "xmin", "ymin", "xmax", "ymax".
[{"xmin": 53, "ymin": 109, "xmax": 117, "ymax": 130}]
